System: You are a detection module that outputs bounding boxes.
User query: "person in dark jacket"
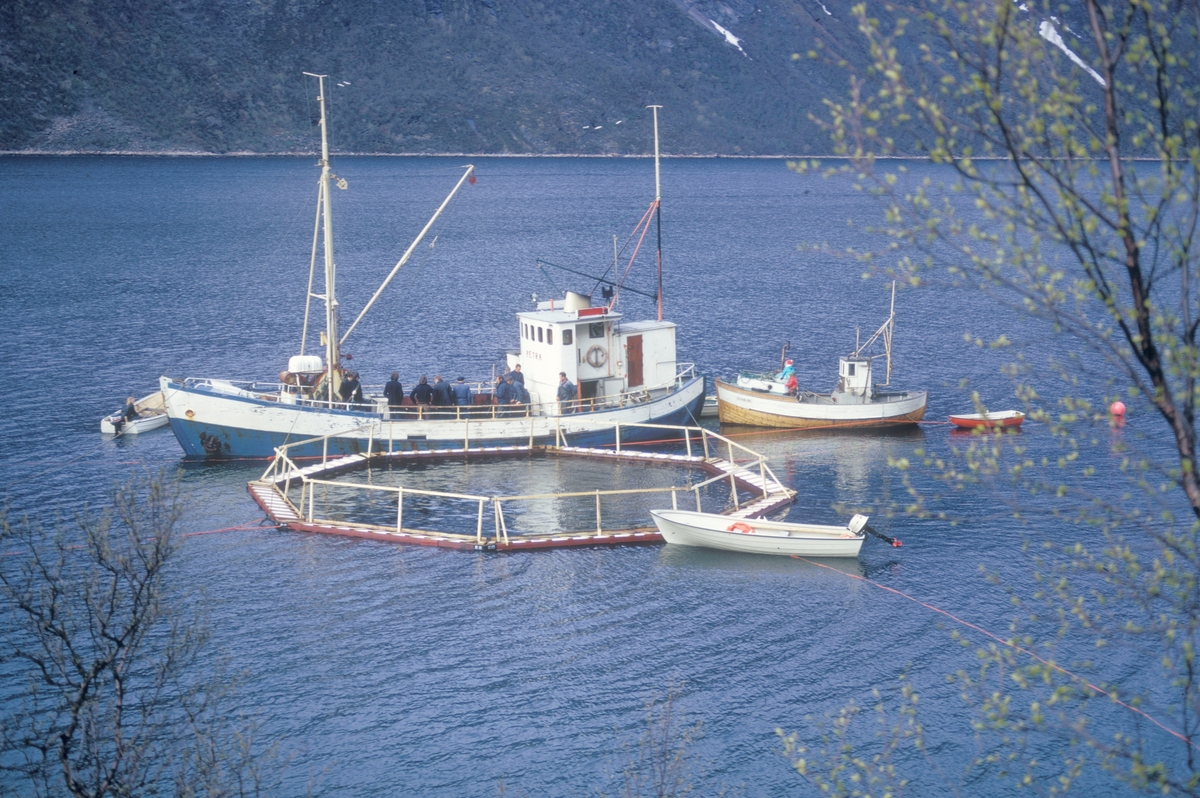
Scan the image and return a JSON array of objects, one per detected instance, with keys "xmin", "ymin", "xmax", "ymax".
[
  {"xmin": 431, "ymin": 375, "xmax": 453, "ymax": 406},
  {"xmin": 339, "ymin": 371, "xmax": 364, "ymax": 407},
  {"xmin": 493, "ymin": 374, "xmax": 512, "ymax": 409},
  {"xmin": 384, "ymin": 372, "xmax": 404, "ymax": 414},
  {"xmin": 411, "ymin": 375, "xmax": 434, "ymax": 406},
  {"xmin": 511, "ymin": 364, "xmax": 525, "ymax": 387}
]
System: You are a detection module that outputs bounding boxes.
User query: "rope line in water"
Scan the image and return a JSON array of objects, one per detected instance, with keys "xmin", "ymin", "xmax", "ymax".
[{"xmin": 797, "ymin": 556, "xmax": 1200, "ymax": 752}]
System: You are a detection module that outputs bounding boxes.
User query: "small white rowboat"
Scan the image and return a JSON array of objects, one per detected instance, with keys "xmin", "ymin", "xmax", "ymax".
[
  {"xmin": 650, "ymin": 509, "xmax": 874, "ymax": 557},
  {"xmin": 101, "ymin": 391, "xmax": 170, "ymax": 435}
]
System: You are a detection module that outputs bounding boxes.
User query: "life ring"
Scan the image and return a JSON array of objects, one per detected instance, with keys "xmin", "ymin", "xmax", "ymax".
[
  {"xmin": 585, "ymin": 345, "xmax": 608, "ymax": 368},
  {"xmin": 726, "ymin": 522, "xmax": 755, "ymax": 534}
]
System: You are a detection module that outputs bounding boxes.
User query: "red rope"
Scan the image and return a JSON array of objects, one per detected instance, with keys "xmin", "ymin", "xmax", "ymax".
[{"xmin": 796, "ymin": 556, "xmax": 1200, "ymax": 752}]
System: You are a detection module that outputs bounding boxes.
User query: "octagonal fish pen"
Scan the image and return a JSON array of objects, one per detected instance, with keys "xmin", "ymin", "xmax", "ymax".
[{"xmin": 247, "ymin": 422, "xmax": 796, "ymax": 551}]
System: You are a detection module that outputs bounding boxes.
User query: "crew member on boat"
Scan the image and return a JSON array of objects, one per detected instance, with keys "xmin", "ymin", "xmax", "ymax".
[
  {"xmin": 113, "ymin": 396, "xmax": 139, "ymax": 431},
  {"xmin": 452, "ymin": 377, "xmax": 471, "ymax": 407},
  {"xmin": 384, "ymin": 372, "xmax": 404, "ymax": 413},
  {"xmin": 411, "ymin": 375, "xmax": 433, "ymax": 406},
  {"xmin": 339, "ymin": 371, "xmax": 364, "ymax": 407},
  {"xmin": 557, "ymin": 372, "xmax": 577, "ymax": 414}
]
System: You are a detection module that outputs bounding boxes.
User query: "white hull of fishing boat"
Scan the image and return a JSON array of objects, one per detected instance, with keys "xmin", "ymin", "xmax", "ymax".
[
  {"xmin": 650, "ymin": 509, "xmax": 867, "ymax": 557},
  {"xmin": 100, "ymin": 391, "xmax": 169, "ymax": 434},
  {"xmin": 160, "ymin": 373, "xmax": 705, "ymax": 458}
]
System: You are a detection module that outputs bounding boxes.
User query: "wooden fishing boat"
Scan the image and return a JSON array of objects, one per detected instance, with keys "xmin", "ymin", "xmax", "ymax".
[
  {"xmin": 948, "ymin": 410, "xmax": 1025, "ymax": 430},
  {"xmin": 650, "ymin": 509, "xmax": 871, "ymax": 557},
  {"xmin": 715, "ymin": 283, "xmax": 927, "ymax": 430},
  {"xmin": 100, "ymin": 391, "xmax": 169, "ymax": 434}
]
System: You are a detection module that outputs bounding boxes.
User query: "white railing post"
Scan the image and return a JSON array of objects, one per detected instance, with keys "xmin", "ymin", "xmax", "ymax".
[
  {"xmin": 759, "ymin": 458, "xmax": 768, "ymax": 497},
  {"xmin": 322, "ymin": 436, "xmax": 328, "ymax": 466},
  {"xmin": 595, "ymin": 490, "xmax": 602, "ymax": 533},
  {"xmin": 671, "ymin": 489, "xmax": 678, "ymax": 510},
  {"xmin": 615, "ymin": 424, "xmax": 621, "ymax": 454},
  {"xmin": 476, "ymin": 499, "xmax": 485, "ymax": 544},
  {"xmin": 702, "ymin": 431, "xmax": 710, "ymax": 460},
  {"xmin": 397, "ymin": 487, "xmax": 403, "ymax": 533}
]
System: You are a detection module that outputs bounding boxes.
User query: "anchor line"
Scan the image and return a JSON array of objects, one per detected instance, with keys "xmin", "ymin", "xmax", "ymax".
[{"xmin": 796, "ymin": 557, "xmax": 1200, "ymax": 753}]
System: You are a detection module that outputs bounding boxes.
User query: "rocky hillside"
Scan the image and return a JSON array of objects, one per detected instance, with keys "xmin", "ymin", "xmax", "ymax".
[{"xmin": 3, "ymin": 0, "xmax": 912, "ymax": 154}]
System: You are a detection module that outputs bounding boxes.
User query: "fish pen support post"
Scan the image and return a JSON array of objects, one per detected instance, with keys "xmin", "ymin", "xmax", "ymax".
[
  {"xmin": 367, "ymin": 425, "xmax": 374, "ymax": 456},
  {"xmin": 494, "ymin": 499, "xmax": 510, "ymax": 545},
  {"xmin": 529, "ymin": 415, "xmax": 534, "ymax": 449},
  {"xmin": 389, "ymin": 422, "xmax": 393, "ymax": 453},
  {"xmin": 759, "ymin": 459, "xmax": 767, "ymax": 497},
  {"xmin": 728, "ymin": 440, "xmax": 734, "ymax": 467},
  {"xmin": 615, "ymin": 424, "xmax": 621, "ymax": 454},
  {"xmin": 396, "ymin": 487, "xmax": 404, "ymax": 533},
  {"xmin": 475, "ymin": 499, "xmax": 485, "ymax": 544},
  {"xmin": 307, "ymin": 482, "xmax": 315, "ymax": 522},
  {"xmin": 685, "ymin": 430, "xmax": 692, "ymax": 459},
  {"xmin": 322, "ymin": 436, "xmax": 329, "ymax": 467},
  {"xmin": 693, "ymin": 486, "xmax": 702, "ymax": 511},
  {"xmin": 701, "ymin": 431, "xmax": 711, "ymax": 460},
  {"xmin": 730, "ymin": 472, "xmax": 739, "ymax": 510},
  {"xmin": 595, "ymin": 490, "xmax": 602, "ymax": 533},
  {"xmin": 464, "ymin": 419, "xmax": 470, "ymax": 451},
  {"xmin": 671, "ymin": 489, "xmax": 678, "ymax": 510}
]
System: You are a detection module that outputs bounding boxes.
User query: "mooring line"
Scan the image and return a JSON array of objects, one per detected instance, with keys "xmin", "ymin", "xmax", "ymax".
[{"xmin": 797, "ymin": 556, "xmax": 1200, "ymax": 752}]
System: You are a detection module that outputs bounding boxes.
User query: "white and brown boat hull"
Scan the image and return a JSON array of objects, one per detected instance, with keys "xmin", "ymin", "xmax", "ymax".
[{"xmin": 715, "ymin": 379, "xmax": 927, "ymax": 430}]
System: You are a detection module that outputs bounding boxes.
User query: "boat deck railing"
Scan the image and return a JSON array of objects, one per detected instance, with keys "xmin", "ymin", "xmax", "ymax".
[
  {"xmin": 248, "ymin": 418, "xmax": 796, "ymax": 551},
  {"xmin": 178, "ymin": 364, "xmax": 698, "ymax": 420}
]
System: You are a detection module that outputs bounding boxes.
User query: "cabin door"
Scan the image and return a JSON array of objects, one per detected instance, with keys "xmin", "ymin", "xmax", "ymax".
[
  {"xmin": 579, "ymin": 379, "xmax": 599, "ymax": 412},
  {"xmin": 627, "ymin": 335, "xmax": 643, "ymax": 388}
]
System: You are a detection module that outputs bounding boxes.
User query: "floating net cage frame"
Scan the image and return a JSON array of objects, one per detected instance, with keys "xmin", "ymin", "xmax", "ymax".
[{"xmin": 248, "ymin": 422, "xmax": 797, "ymax": 551}]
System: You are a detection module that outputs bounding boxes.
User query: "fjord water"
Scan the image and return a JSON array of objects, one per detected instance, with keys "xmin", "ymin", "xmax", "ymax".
[{"xmin": 0, "ymin": 155, "xmax": 1159, "ymax": 794}]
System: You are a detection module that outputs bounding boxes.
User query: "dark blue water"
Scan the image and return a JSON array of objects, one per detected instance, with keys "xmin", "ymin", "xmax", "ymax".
[{"xmin": 0, "ymin": 155, "xmax": 1171, "ymax": 794}]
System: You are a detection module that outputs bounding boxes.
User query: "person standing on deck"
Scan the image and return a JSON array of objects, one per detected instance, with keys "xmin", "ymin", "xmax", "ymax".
[
  {"xmin": 452, "ymin": 377, "xmax": 472, "ymax": 407},
  {"xmin": 556, "ymin": 373, "xmax": 577, "ymax": 414},
  {"xmin": 411, "ymin": 375, "xmax": 433, "ymax": 407},
  {"xmin": 384, "ymin": 372, "xmax": 405, "ymax": 414},
  {"xmin": 493, "ymin": 374, "xmax": 512, "ymax": 409},
  {"xmin": 339, "ymin": 371, "xmax": 364, "ymax": 408},
  {"xmin": 431, "ymin": 375, "xmax": 453, "ymax": 407},
  {"xmin": 511, "ymin": 364, "xmax": 525, "ymax": 387}
]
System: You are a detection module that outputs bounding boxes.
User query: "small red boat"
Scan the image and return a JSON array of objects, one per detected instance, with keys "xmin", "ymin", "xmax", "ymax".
[{"xmin": 948, "ymin": 410, "xmax": 1025, "ymax": 430}]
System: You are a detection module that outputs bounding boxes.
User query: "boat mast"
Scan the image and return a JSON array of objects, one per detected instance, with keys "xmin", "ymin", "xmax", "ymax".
[
  {"xmin": 885, "ymin": 280, "xmax": 895, "ymax": 385},
  {"xmin": 649, "ymin": 104, "xmax": 663, "ymax": 322},
  {"xmin": 304, "ymin": 72, "xmax": 340, "ymax": 401}
]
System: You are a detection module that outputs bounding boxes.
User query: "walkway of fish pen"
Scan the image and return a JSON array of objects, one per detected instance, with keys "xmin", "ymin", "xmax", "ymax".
[{"xmin": 247, "ymin": 422, "xmax": 797, "ymax": 551}]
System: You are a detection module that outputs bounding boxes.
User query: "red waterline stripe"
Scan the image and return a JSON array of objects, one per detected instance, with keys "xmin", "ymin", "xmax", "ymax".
[{"xmin": 797, "ymin": 556, "xmax": 1200, "ymax": 752}]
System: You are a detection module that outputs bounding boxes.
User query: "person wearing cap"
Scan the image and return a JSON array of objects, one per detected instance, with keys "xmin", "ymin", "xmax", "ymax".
[
  {"xmin": 777, "ymin": 359, "xmax": 795, "ymax": 382},
  {"xmin": 452, "ymin": 377, "xmax": 471, "ymax": 407}
]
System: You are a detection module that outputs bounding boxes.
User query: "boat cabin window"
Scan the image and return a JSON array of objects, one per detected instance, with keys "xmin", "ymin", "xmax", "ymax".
[
  {"xmin": 522, "ymin": 324, "xmax": 528, "ymax": 339},
  {"xmin": 847, "ymin": 363, "xmax": 856, "ymax": 375},
  {"xmin": 589, "ymin": 322, "xmax": 604, "ymax": 339},
  {"xmin": 563, "ymin": 330, "xmax": 573, "ymax": 345},
  {"xmin": 547, "ymin": 328, "xmax": 553, "ymax": 345},
  {"xmin": 537, "ymin": 327, "xmax": 544, "ymax": 343}
]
